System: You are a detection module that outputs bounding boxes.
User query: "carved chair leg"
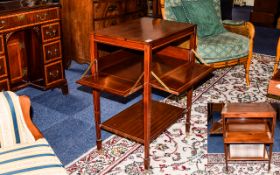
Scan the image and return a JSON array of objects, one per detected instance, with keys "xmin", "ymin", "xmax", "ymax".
[{"xmin": 244, "ymin": 63, "xmax": 250, "ymax": 86}]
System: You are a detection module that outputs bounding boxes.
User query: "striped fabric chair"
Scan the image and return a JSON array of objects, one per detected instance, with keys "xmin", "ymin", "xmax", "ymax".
[{"xmin": 0, "ymin": 91, "xmax": 68, "ymax": 175}]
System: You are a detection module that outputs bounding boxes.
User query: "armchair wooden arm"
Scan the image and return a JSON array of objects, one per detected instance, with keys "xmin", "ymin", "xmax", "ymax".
[
  {"xmin": 223, "ymin": 22, "xmax": 255, "ymax": 39},
  {"xmin": 224, "ymin": 22, "xmax": 255, "ymax": 82},
  {"xmin": 273, "ymin": 38, "xmax": 280, "ymax": 75},
  {"xmin": 19, "ymin": 95, "xmax": 43, "ymax": 140}
]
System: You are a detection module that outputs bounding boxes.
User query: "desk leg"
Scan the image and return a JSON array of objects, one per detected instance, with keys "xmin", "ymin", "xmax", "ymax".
[
  {"xmin": 224, "ymin": 143, "xmax": 228, "ymax": 171},
  {"xmin": 93, "ymin": 90, "xmax": 102, "ymax": 150},
  {"xmin": 268, "ymin": 143, "xmax": 273, "ymax": 170},
  {"xmin": 186, "ymin": 87, "xmax": 193, "ymax": 133},
  {"xmin": 143, "ymin": 45, "xmax": 152, "ymax": 170},
  {"xmin": 61, "ymin": 83, "xmax": 69, "ymax": 95}
]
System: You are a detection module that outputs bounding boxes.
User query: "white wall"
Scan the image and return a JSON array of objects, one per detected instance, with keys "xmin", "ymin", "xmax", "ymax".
[{"xmin": 245, "ymin": 0, "xmax": 254, "ymax": 6}]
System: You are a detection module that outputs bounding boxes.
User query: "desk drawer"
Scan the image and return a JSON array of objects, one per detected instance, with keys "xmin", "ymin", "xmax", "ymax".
[
  {"xmin": 0, "ymin": 79, "xmax": 9, "ymax": 91},
  {"xmin": 41, "ymin": 22, "xmax": 61, "ymax": 42},
  {"xmin": 0, "ymin": 8, "xmax": 59, "ymax": 31},
  {"xmin": 43, "ymin": 40, "xmax": 62, "ymax": 63},
  {"xmin": 0, "ymin": 14, "xmax": 27, "ymax": 31},
  {"xmin": 32, "ymin": 8, "xmax": 59, "ymax": 24},
  {"xmin": 45, "ymin": 61, "xmax": 63, "ymax": 85},
  {"xmin": 0, "ymin": 56, "xmax": 7, "ymax": 78},
  {"xmin": 0, "ymin": 35, "xmax": 4, "ymax": 54}
]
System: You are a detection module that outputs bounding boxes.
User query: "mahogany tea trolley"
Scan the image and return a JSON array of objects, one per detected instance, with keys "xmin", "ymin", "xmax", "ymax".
[{"xmin": 77, "ymin": 17, "xmax": 213, "ymax": 170}]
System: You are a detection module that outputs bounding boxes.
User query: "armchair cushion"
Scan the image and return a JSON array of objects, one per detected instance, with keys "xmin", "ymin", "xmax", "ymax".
[
  {"xmin": 212, "ymin": 0, "xmax": 222, "ymax": 19},
  {"xmin": 165, "ymin": 0, "xmax": 222, "ymax": 21},
  {"xmin": 197, "ymin": 32, "xmax": 249, "ymax": 63},
  {"xmin": 0, "ymin": 138, "xmax": 67, "ymax": 175},
  {"xmin": 171, "ymin": 6, "xmax": 189, "ymax": 23},
  {"xmin": 181, "ymin": 0, "xmax": 226, "ymax": 38},
  {"xmin": 0, "ymin": 91, "xmax": 35, "ymax": 148},
  {"xmin": 164, "ymin": 0, "xmax": 182, "ymax": 21}
]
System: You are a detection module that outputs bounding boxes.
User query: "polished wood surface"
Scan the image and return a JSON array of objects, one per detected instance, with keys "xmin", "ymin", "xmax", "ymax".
[
  {"xmin": 222, "ymin": 103, "xmax": 276, "ymax": 171},
  {"xmin": 77, "ymin": 17, "xmax": 213, "ymax": 170},
  {"xmin": 221, "ymin": 103, "xmax": 276, "ymax": 117},
  {"xmin": 102, "ymin": 100, "xmax": 184, "ymax": 143},
  {"xmin": 60, "ymin": 0, "xmax": 146, "ymax": 66},
  {"xmin": 94, "ymin": 17, "xmax": 195, "ymax": 48},
  {"xmin": 77, "ymin": 50, "xmax": 143, "ymax": 97},
  {"xmin": 60, "ymin": 0, "xmax": 93, "ymax": 66},
  {"xmin": 151, "ymin": 61, "xmax": 213, "ymax": 95},
  {"xmin": 0, "ymin": 2, "xmax": 68, "ymax": 93},
  {"xmin": 77, "ymin": 47, "xmax": 213, "ymax": 96},
  {"xmin": 224, "ymin": 119, "xmax": 272, "ymax": 143}
]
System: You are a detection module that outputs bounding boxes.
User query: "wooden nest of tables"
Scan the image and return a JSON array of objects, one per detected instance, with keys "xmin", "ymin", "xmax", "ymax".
[{"xmin": 222, "ymin": 103, "xmax": 276, "ymax": 171}]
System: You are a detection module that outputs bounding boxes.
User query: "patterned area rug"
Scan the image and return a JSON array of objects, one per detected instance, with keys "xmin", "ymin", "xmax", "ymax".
[{"xmin": 66, "ymin": 53, "xmax": 279, "ymax": 175}]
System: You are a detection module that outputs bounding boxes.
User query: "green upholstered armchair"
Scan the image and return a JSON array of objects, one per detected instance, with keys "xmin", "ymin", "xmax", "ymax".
[{"xmin": 160, "ymin": 0, "xmax": 255, "ymax": 86}]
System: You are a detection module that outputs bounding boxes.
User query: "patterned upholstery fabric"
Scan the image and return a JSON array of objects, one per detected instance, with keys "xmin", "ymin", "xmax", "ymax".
[
  {"xmin": 181, "ymin": 0, "xmax": 226, "ymax": 38},
  {"xmin": 197, "ymin": 32, "xmax": 249, "ymax": 63},
  {"xmin": 165, "ymin": 0, "xmax": 222, "ymax": 21},
  {"xmin": 164, "ymin": 0, "xmax": 182, "ymax": 21},
  {"xmin": 212, "ymin": 0, "xmax": 222, "ymax": 19},
  {"xmin": 164, "ymin": 0, "xmax": 249, "ymax": 63},
  {"xmin": 0, "ymin": 91, "xmax": 35, "ymax": 148},
  {"xmin": 0, "ymin": 138, "xmax": 68, "ymax": 175},
  {"xmin": 171, "ymin": 6, "xmax": 189, "ymax": 22}
]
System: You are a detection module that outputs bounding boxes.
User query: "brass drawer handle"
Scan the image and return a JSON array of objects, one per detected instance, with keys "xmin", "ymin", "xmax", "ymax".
[
  {"xmin": 49, "ymin": 69, "xmax": 59, "ymax": 78},
  {"xmin": 107, "ymin": 4, "xmax": 117, "ymax": 12},
  {"xmin": 17, "ymin": 14, "xmax": 26, "ymax": 21},
  {"xmin": 36, "ymin": 13, "xmax": 48, "ymax": 21},
  {"xmin": 0, "ymin": 20, "xmax": 6, "ymax": 29},
  {"xmin": 47, "ymin": 48, "xmax": 58, "ymax": 56},
  {"xmin": 46, "ymin": 29, "xmax": 57, "ymax": 37}
]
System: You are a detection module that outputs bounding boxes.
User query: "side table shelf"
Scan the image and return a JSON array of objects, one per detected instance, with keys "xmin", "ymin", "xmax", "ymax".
[{"xmin": 102, "ymin": 100, "xmax": 184, "ymax": 143}]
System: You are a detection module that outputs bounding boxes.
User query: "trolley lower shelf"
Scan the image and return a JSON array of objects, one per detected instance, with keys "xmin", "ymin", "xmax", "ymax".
[{"xmin": 101, "ymin": 100, "xmax": 184, "ymax": 144}]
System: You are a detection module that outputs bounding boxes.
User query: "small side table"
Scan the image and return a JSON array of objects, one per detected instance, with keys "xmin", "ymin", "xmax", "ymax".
[{"xmin": 222, "ymin": 103, "xmax": 276, "ymax": 171}]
